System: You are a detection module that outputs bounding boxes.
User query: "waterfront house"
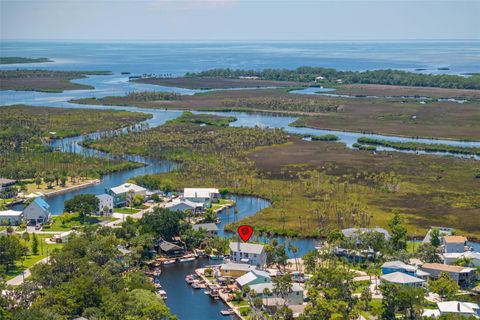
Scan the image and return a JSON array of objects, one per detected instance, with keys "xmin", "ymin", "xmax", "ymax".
[
  {"xmin": 442, "ymin": 235, "xmax": 468, "ymax": 253},
  {"xmin": 423, "ymin": 226, "xmax": 455, "ymax": 243},
  {"xmin": 108, "ymin": 183, "xmax": 146, "ymax": 207},
  {"xmin": 0, "ymin": 210, "xmax": 23, "ymax": 225},
  {"xmin": 443, "ymin": 251, "xmax": 480, "ymax": 267},
  {"xmin": 235, "ymin": 269, "xmax": 271, "ymax": 289},
  {"xmin": 421, "ymin": 263, "xmax": 476, "ymax": 288},
  {"xmin": 156, "ymin": 240, "xmax": 185, "ymax": 256},
  {"xmin": 423, "ymin": 301, "xmax": 480, "ymax": 318},
  {"xmin": 249, "ymin": 282, "xmax": 304, "ymax": 305},
  {"xmin": 96, "ymin": 194, "xmax": 113, "ymax": 216},
  {"xmin": 0, "ymin": 178, "xmax": 17, "ymax": 199},
  {"xmin": 218, "ymin": 262, "xmax": 256, "ymax": 278},
  {"xmin": 380, "ymin": 271, "xmax": 426, "ymax": 287},
  {"xmin": 191, "ymin": 223, "xmax": 219, "ymax": 236},
  {"xmin": 341, "ymin": 227, "xmax": 391, "ymax": 242},
  {"xmin": 23, "ymin": 197, "xmax": 51, "ymax": 225},
  {"xmin": 164, "ymin": 199, "xmax": 203, "ymax": 213},
  {"xmin": 229, "ymin": 242, "xmax": 267, "ymax": 268},
  {"xmin": 183, "ymin": 188, "xmax": 219, "ymax": 205},
  {"xmin": 381, "ymin": 260, "xmax": 430, "ymax": 281}
]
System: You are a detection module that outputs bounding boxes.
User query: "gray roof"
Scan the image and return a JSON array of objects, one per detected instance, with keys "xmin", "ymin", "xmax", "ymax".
[
  {"xmin": 230, "ymin": 242, "xmax": 265, "ymax": 254},
  {"xmin": 96, "ymin": 194, "xmax": 113, "ymax": 201},
  {"xmin": 220, "ymin": 262, "xmax": 256, "ymax": 272},
  {"xmin": 236, "ymin": 269, "xmax": 271, "ymax": 286},
  {"xmin": 158, "ymin": 240, "xmax": 183, "ymax": 252},
  {"xmin": 249, "ymin": 282, "xmax": 303, "ymax": 293},
  {"xmin": 381, "ymin": 272, "xmax": 425, "ymax": 284},
  {"xmin": 341, "ymin": 227, "xmax": 391, "ymax": 239},
  {"xmin": 192, "ymin": 223, "xmax": 219, "ymax": 232}
]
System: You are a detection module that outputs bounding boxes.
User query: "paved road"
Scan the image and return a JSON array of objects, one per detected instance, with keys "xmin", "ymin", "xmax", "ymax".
[{"xmin": 6, "ymin": 257, "xmax": 49, "ymax": 286}]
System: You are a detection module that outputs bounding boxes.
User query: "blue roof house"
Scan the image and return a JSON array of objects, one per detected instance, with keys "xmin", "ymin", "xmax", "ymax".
[{"xmin": 23, "ymin": 197, "xmax": 51, "ymax": 225}]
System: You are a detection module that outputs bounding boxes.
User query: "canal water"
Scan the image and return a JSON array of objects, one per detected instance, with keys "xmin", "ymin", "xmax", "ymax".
[{"xmin": 2, "ymin": 41, "xmax": 480, "ymax": 319}]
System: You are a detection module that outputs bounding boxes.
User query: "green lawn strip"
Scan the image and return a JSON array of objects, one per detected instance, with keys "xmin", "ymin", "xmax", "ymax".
[
  {"xmin": 115, "ymin": 207, "xmax": 141, "ymax": 214},
  {"xmin": 44, "ymin": 213, "xmax": 117, "ymax": 231}
]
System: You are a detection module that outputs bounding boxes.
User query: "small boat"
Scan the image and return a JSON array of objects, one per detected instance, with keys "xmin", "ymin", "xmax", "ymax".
[
  {"xmin": 153, "ymin": 268, "xmax": 161, "ymax": 277},
  {"xmin": 185, "ymin": 275, "xmax": 195, "ymax": 284},
  {"xmin": 162, "ymin": 259, "xmax": 176, "ymax": 265},
  {"xmin": 180, "ymin": 257, "xmax": 196, "ymax": 263},
  {"xmin": 191, "ymin": 281, "xmax": 202, "ymax": 289},
  {"xmin": 157, "ymin": 290, "xmax": 167, "ymax": 300},
  {"xmin": 221, "ymin": 309, "xmax": 235, "ymax": 316},
  {"xmin": 204, "ymin": 290, "xmax": 211, "ymax": 295}
]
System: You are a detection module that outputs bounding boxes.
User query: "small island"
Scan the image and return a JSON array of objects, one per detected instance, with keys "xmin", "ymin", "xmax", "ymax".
[{"xmin": 0, "ymin": 57, "xmax": 53, "ymax": 64}]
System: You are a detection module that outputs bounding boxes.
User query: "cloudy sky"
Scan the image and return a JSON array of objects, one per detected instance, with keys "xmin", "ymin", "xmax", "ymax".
[{"xmin": 1, "ymin": 0, "xmax": 479, "ymax": 41}]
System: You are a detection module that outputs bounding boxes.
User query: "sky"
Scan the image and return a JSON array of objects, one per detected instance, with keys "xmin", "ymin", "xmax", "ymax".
[{"xmin": 1, "ymin": 0, "xmax": 479, "ymax": 41}]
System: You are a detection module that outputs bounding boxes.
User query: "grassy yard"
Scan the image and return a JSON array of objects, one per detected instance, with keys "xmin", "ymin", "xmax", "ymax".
[
  {"xmin": 114, "ymin": 207, "xmax": 141, "ymax": 214},
  {"xmin": 3, "ymin": 234, "xmax": 63, "ymax": 281},
  {"xmin": 44, "ymin": 212, "xmax": 117, "ymax": 231},
  {"xmin": 23, "ymin": 177, "xmax": 97, "ymax": 195}
]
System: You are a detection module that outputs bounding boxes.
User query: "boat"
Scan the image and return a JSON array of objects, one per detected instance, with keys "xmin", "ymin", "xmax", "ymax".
[
  {"xmin": 162, "ymin": 259, "xmax": 176, "ymax": 265},
  {"xmin": 179, "ymin": 257, "xmax": 196, "ymax": 263},
  {"xmin": 204, "ymin": 290, "xmax": 211, "ymax": 295},
  {"xmin": 191, "ymin": 280, "xmax": 202, "ymax": 289},
  {"xmin": 185, "ymin": 275, "xmax": 195, "ymax": 284},
  {"xmin": 153, "ymin": 268, "xmax": 161, "ymax": 277},
  {"xmin": 221, "ymin": 309, "xmax": 235, "ymax": 316},
  {"xmin": 157, "ymin": 289, "xmax": 167, "ymax": 300}
]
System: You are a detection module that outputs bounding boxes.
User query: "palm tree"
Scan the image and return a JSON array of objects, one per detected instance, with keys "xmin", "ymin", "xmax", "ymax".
[
  {"xmin": 263, "ymin": 287, "xmax": 271, "ymax": 307},
  {"xmin": 288, "ymin": 241, "xmax": 299, "ymax": 271}
]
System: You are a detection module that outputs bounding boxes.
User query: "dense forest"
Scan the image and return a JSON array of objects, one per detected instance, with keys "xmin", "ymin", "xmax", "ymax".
[
  {"xmin": 186, "ymin": 67, "xmax": 480, "ymax": 89},
  {"xmin": 0, "ymin": 57, "xmax": 52, "ymax": 64}
]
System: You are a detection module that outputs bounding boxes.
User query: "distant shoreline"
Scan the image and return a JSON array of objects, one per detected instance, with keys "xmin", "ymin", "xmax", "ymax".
[{"xmin": 0, "ymin": 57, "xmax": 53, "ymax": 65}]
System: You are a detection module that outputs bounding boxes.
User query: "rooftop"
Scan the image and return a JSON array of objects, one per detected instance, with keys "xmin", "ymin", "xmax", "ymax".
[
  {"xmin": 341, "ymin": 227, "xmax": 391, "ymax": 239},
  {"xmin": 219, "ymin": 262, "xmax": 256, "ymax": 272},
  {"xmin": 381, "ymin": 260, "xmax": 417, "ymax": 272},
  {"xmin": 192, "ymin": 223, "xmax": 219, "ymax": 232},
  {"xmin": 380, "ymin": 271, "xmax": 425, "ymax": 284},
  {"xmin": 158, "ymin": 240, "xmax": 183, "ymax": 252},
  {"xmin": 250, "ymin": 282, "xmax": 303, "ymax": 293},
  {"xmin": 443, "ymin": 235, "xmax": 468, "ymax": 243},
  {"xmin": 110, "ymin": 183, "xmax": 146, "ymax": 195},
  {"xmin": 422, "ymin": 263, "xmax": 475, "ymax": 273},
  {"xmin": 437, "ymin": 301, "xmax": 479, "ymax": 314},
  {"xmin": 32, "ymin": 197, "xmax": 50, "ymax": 210},
  {"xmin": 96, "ymin": 194, "xmax": 113, "ymax": 201},
  {"xmin": 230, "ymin": 242, "xmax": 265, "ymax": 254},
  {"xmin": 0, "ymin": 210, "xmax": 23, "ymax": 217},
  {"xmin": 183, "ymin": 188, "xmax": 219, "ymax": 199}
]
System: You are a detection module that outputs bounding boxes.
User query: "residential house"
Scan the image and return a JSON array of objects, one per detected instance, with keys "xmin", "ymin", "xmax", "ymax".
[
  {"xmin": 192, "ymin": 223, "xmax": 219, "ymax": 236},
  {"xmin": 249, "ymin": 282, "xmax": 304, "ymax": 305},
  {"xmin": 381, "ymin": 260, "xmax": 430, "ymax": 281},
  {"xmin": 229, "ymin": 242, "xmax": 267, "ymax": 268},
  {"xmin": 0, "ymin": 210, "xmax": 23, "ymax": 225},
  {"xmin": 183, "ymin": 188, "xmax": 219, "ymax": 205},
  {"xmin": 442, "ymin": 235, "xmax": 468, "ymax": 253},
  {"xmin": 23, "ymin": 197, "xmax": 51, "ymax": 225},
  {"xmin": 96, "ymin": 194, "xmax": 113, "ymax": 216},
  {"xmin": 443, "ymin": 251, "xmax": 480, "ymax": 267},
  {"xmin": 0, "ymin": 178, "xmax": 17, "ymax": 199},
  {"xmin": 164, "ymin": 199, "xmax": 203, "ymax": 213},
  {"xmin": 341, "ymin": 227, "xmax": 391, "ymax": 242},
  {"xmin": 380, "ymin": 271, "xmax": 426, "ymax": 287},
  {"xmin": 421, "ymin": 263, "xmax": 477, "ymax": 288},
  {"xmin": 107, "ymin": 183, "xmax": 146, "ymax": 207},
  {"xmin": 236, "ymin": 269, "xmax": 271, "ymax": 289},
  {"xmin": 217, "ymin": 262, "xmax": 256, "ymax": 278},
  {"xmin": 423, "ymin": 301, "xmax": 480, "ymax": 318},
  {"xmin": 156, "ymin": 240, "xmax": 185, "ymax": 256}
]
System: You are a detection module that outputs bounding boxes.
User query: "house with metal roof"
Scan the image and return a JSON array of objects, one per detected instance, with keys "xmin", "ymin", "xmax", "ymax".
[
  {"xmin": 229, "ymin": 242, "xmax": 266, "ymax": 268},
  {"xmin": 421, "ymin": 263, "xmax": 477, "ymax": 288},
  {"xmin": 341, "ymin": 227, "xmax": 391, "ymax": 241},
  {"xmin": 235, "ymin": 269, "xmax": 271, "ymax": 288},
  {"xmin": 191, "ymin": 223, "xmax": 219, "ymax": 236},
  {"xmin": 164, "ymin": 199, "xmax": 203, "ymax": 213},
  {"xmin": 0, "ymin": 210, "xmax": 23, "ymax": 225},
  {"xmin": 23, "ymin": 197, "xmax": 51, "ymax": 225},
  {"xmin": 380, "ymin": 271, "xmax": 426, "ymax": 287},
  {"xmin": 218, "ymin": 262, "xmax": 256, "ymax": 278},
  {"xmin": 443, "ymin": 251, "xmax": 480, "ymax": 267},
  {"xmin": 107, "ymin": 183, "xmax": 146, "ymax": 207},
  {"xmin": 381, "ymin": 260, "xmax": 430, "ymax": 281},
  {"xmin": 183, "ymin": 188, "xmax": 219, "ymax": 205},
  {"xmin": 423, "ymin": 301, "xmax": 480, "ymax": 318}
]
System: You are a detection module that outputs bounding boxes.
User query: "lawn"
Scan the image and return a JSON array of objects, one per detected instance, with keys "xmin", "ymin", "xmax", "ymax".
[
  {"xmin": 3, "ymin": 234, "xmax": 63, "ymax": 281},
  {"xmin": 114, "ymin": 207, "xmax": 141, "ymax": 214},
  {"xmin": 23, "ymin": 177, "xmax": 97, "ymax": 195},
  {"xmin": 45, "ymin": 212, "xmax": 117, "ymax": 231}
]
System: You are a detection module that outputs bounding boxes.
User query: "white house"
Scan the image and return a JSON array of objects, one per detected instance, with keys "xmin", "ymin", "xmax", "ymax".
[
  {"xmin": 249, "ymin": 282, "xmax": 304, "ymax": 305},
  {"xmin": 0, "ymin": 210, "xmax": 23, "ymax": 225},
  {"xmin": 183, "ymin": 188, "xmax": 219, "ymax": 205},
  {"xmin": 424, "ymin": 301, "xmax": 480, "ymax": 318},
  {"xmin": 442, "ymin": 236, "xmax": 468, "ymax": 253},
  {"xmin": 96, "ymin": 194, "xmax": 113, "ymax": 216},
  {"xmin": 443, "ymin": 251, "xmax": 480, "ymax": 267},
  {"xmin": 164, "ymin": 199, "xmax": 203, "ymax": 213},
  {"xmin": 380, "ymin": 271, "xmax": 426, "ymax": 287},
  {"xmin": 236, "ymin": 269, "xmax": 271, "ymax": 288},
  {"xmin": 23, "ymin": 197, "xmax": 51, "ymax": 225},
  {"xmin": 229, "ymin": 242, "xmax": 266, "ymax": 268},
  {"xmin": 341, "ymin": 227, "xmax": 391, "ymax": 241},
  {"xmin": 108, "ymin": 183, "xmax": 146, "ymax": 207}
]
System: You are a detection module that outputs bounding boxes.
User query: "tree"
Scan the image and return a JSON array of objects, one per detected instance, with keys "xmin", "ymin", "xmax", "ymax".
[
  {"xmin": 430, "ymin": 227, "xmax": 441, "ymax": 247},
  {"xmin": 416, "ymin": 243, "xmax": 441, "ymax": 263},
  {"xmin": 380, "ymin": 282, "xmax": 424, "ymax": 320},
  {"xmin": 203, "ymin": 209, "xmax": 217, "ymax": 223},
  {"xmin": 60, "ymin": 176, "xmax": 67, "ymax": 187},
  {"xmin": 64, "ymin": 194, "xmax": 99, "ymax": 222},
  {"xmin": 140, "ymin": 208, "xmax": 184, "ymax": 240},
  {"xmin": 273, "ymin": 274, "xmax": 292, "ymax": 306},
  {"xmin": 429, "ymin": 272, "xmax": 460, "ymax": 301},
  {"xmin": 266, "ymin": 240, "xmax": 289, "ymax": 271},
  {"xmin": 150, "ymin": 193, "xmax": 160, "ymax": 203},
  {"xmin": 35, "ymin": 176, "xmax": 42, "ymax": 189},
  {"xmin": 360, "ymin": 286, "xmax": 372, "ymax": 311},
  {"xmin": 43, "ymin": 175, "xmax": 55, "ymax": 189},
  {"xmin": 132, "ymin": 194, "xmax": 145, "ymax": 207},
  {"xmin": 0, "ymin": 235, "xmax": 23, "ymax": 272},
  {"xmin": 31, "ymin": 233, "xmax": 39, "ymax": 255},
  {"xmin": 388, "ymin": 211, "xmax": 407, "ymax": 251}
]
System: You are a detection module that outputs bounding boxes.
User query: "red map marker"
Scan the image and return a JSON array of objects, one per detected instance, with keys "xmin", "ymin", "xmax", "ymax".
[{"xmin": 237, "ymin": 225, "xmax": 253, "ymax": 242}]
